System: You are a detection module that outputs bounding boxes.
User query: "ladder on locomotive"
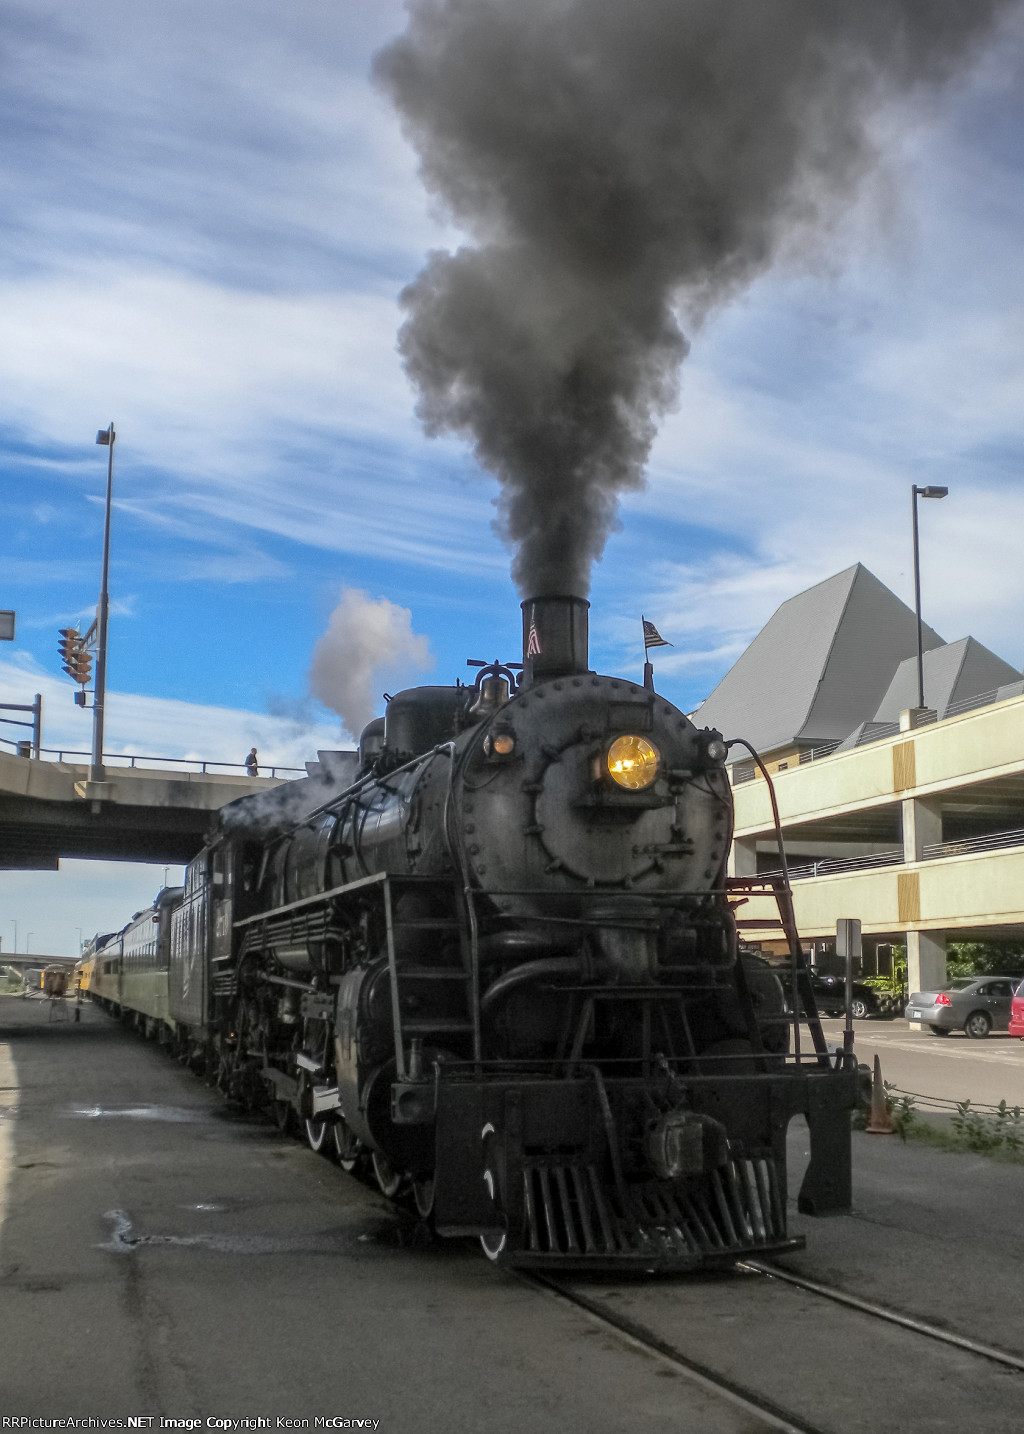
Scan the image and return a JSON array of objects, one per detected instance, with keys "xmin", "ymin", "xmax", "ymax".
[{"xmin": 382, "ymin": 874, "xmax": 477, "ymax": 1080}]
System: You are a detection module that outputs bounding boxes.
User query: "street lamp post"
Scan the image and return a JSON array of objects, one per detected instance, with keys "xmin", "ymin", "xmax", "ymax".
[
  {"xmin": 911, "ymin": 484, "xmax": 949, "ymax": 711},
  {"xmin": 92, "ymin": 423, "xmax": 116, "ymax": 783},
  {"xmin": 9, "ymin": 919, "xmax": 16, "ymax": 954}
]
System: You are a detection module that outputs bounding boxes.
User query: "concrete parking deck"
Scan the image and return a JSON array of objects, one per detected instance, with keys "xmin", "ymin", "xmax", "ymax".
[{"xmin": 729, "ymin": 690, "xmax": 1024, "ymax": 989}]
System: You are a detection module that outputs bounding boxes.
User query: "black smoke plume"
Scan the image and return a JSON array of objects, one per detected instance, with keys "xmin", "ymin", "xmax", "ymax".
[{"xmin": 376, "ymin": 0, "xmax": 1011, "ymax": 597}]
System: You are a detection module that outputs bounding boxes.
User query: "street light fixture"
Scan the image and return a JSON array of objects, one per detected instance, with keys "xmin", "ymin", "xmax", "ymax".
[
  {"xmin": 92, "ymin": 422, "xmax": 116, "ymax": 783},
  {"xmin": 911, "ymin": 484, "xmax": 949, "ymax": 711}
]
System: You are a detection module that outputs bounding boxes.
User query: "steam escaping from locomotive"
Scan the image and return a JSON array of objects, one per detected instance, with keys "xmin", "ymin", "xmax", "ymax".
[
  {"xmin": 309, "ymin": 587, "xmax": 434, "ymax": 739},
  {"xmin": 376, "ymin": 0, "xmax": 1010, "ymax": 597}
]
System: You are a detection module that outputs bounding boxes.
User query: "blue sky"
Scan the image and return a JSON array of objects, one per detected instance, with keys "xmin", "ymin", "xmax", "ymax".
[{"xmin": 2, "ymin": 0, "xmax": 1023, "ymax": 955}]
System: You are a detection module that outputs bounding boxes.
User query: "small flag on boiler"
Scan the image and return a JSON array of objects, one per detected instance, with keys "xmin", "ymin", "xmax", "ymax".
[
  {"xmin": 526, "ymin": 605, "xmax": 542, "ymax": 658},
  {"xmin": 642, "ymin": 616, "xmax": 672, "ymax": 652}
]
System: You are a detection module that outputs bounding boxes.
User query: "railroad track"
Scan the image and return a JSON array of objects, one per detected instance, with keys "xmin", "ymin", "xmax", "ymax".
[
  {"xmin": 522, "ymin": 1269, "xmax": 826, "ymax": 1434},
  {"xmin": 521, "ymin": 1256, "xmax": 1024, "ymax": 1434}
]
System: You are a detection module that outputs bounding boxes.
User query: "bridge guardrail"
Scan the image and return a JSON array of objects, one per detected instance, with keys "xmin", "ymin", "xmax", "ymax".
[{"xmin": 0, "ymin": 733, "xmax": 302, "ymax": 779}]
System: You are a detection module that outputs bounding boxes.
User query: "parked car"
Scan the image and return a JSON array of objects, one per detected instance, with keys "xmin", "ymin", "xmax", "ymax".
[
  {"xmin": 774, "ymin": 969, "xmax": 894, "ymax": 1019},
  {"xmin": 1009, "ymin": 978, "xmax": 1024, "ymax": 1040},
  {"xmin": 905, "ymin": 976, "xmax": 1018, "ymax": 1037}
]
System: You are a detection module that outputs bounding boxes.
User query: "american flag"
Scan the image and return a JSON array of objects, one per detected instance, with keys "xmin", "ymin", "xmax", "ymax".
[
  {"xmin": 527, "ymin": 605, "xmax": 542, "ymax": 658},
  {"xmin": 642, "ymin": 616, "xmax": 672, "ymax": 650}
]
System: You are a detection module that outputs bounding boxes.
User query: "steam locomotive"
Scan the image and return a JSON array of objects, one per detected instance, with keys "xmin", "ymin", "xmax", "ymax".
[{"xmin": 81, "ymin": 596, "xmax": 856, "ymax": 1271}]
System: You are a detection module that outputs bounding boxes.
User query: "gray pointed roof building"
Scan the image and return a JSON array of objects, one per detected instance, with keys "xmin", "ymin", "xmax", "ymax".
[
  {"xmin": 692, "ymin": 564, "xmax": 944, "ymax": 759},
  {"xmin": 871, "ymin": 636, "xmax": 1019, "ymax": 723}
]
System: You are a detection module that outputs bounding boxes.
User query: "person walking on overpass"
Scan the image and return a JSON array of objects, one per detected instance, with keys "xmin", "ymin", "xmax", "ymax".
[{"xmin": 245, "ymin": 747, "xmax": 258, "ymax": 776}]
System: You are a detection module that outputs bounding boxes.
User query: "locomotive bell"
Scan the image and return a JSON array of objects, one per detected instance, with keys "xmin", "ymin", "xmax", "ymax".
[{"xmin": 468, "ymin": 673, "xmax": 510, "ymax": 718}]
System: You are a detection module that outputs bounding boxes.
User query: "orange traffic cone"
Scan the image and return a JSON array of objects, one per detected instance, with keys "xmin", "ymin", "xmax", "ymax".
[{"xmin": 864, "ymin": 1054, "xmax": 895, "ymax": 1134}]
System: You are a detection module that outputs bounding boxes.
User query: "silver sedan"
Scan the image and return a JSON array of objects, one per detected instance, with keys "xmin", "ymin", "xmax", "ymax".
[{"xmin": 905, "ymin": 977, "xmax": 1018, "ymax": 1037}]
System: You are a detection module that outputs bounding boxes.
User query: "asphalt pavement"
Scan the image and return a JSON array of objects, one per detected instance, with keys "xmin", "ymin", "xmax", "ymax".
[
  {"xmin": 2, "ymin": 995, "xmax": 1023, "ymax": 1433},
  {"xmin": 818, "ymin": 1015, "xmax": 1024, "ymax": 1111},
  {"xmin": 0, "ymin": 996, "xmax": 775, "ymax": 1433}
]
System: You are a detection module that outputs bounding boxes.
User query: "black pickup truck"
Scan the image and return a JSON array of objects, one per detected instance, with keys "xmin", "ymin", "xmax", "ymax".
[{"xmin": 773, "ymin": 969, "xmax": 902, "ymax": 1020}]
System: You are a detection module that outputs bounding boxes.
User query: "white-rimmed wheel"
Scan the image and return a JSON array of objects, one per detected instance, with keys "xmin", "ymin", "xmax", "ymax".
[
  {"xmin": 305, "ymin": 1116, "xmax": 330, "ymax": 1153},
  {"xmin": 479, "ymin": 1229, "xmax": 508, "ymax": 1262},
  {"xmin": 479, "ymin": 1166, "xmax": 508, "ymax": 1261},
  {"xmin": 332, "ymin": 1117, "xmax": 361, "ymax": 1172},
  {"xmin": 412, "ymin": 1174, "xmax": 436, "ymax": 1220},
  {"xmin": 479, "ymin": 1125, "xmax": 508, "ymax": 1261},
  {"xmin": 372, "ymin": 1150, "xmax": 404, "ymax": 1199}
]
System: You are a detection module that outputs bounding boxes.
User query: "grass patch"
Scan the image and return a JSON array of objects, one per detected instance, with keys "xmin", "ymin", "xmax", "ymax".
[{"xmin": 855, "ymin": 1089, "xmax": 1024, "ymax": 1163}]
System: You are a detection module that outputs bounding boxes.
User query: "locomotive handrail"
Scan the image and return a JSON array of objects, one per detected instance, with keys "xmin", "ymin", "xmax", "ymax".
[
  {"xmin": 232, "ymin": 866, "xmax": 462, "ymax": 929},
  {"xmin": 295, "ymin": 738, "xmax": 458, "ymax": 832},
  {"xmin": 724, "ymin": 738, "xmax": 831, "ymax": 1071},
  {"xmin": 232, "ymin": 868, "xmax": 392, "ymax": 927}
]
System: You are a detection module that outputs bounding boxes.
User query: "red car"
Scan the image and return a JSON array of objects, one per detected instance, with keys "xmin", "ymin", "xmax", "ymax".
[{"xmin": 1011, "ymin": 979, "xmax": 1024, "ymax": 1040}]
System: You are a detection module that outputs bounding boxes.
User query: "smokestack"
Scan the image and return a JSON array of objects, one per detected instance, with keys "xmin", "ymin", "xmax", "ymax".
[{"xmin": 522, "ymin": 596, "xmax": 589, "ymax": 685}]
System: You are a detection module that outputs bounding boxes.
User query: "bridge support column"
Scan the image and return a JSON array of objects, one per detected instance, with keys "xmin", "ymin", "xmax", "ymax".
[
  {"xmin": 902, "ymin": 794, "xmax": 941, "ymax": 862},
  {"xmin": 906, "ymin": 929, "xmax": 946, "ymax": 1033},
  {"xmin": 729, "ymin": 835, "xmax": 758, "ymax": 878}
]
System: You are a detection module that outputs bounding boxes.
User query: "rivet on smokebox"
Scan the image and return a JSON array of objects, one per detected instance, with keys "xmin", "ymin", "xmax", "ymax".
[{"xmin": 865, "ymin": 1054, "xmax": 895, "ymax": 1135}]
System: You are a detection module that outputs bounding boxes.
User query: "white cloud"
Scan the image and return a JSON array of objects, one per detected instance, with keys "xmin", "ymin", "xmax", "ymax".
[
  {"xmin": 0, "ymin": 269, "xmax": 409, "ymax": 453},
  {"xmin": 0, "ymin": 264, "xmax": 506, "ymax": 575}
]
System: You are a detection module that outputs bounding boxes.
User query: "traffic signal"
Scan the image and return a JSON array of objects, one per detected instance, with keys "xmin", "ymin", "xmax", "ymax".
[
  {"xmin": 71, "ymin": 649, "xmax": 93, "ymax": 686},
  {"xmin": 58, "ymin": 627, "xmax": 80, "ymax": 677}
]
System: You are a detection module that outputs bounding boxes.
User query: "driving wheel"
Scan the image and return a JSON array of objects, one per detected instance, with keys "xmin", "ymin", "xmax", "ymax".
[
  {"xmin": 332, "ymin": 1117, "xmax": 361, "ymax": 1172},
  {"xmin": 372, "ymin": 1150, "xmax": 404, "ymax": 1199},
  {"xmin": 305, "ymin": 1116, "xmax": 330, "ymax": 1153}
]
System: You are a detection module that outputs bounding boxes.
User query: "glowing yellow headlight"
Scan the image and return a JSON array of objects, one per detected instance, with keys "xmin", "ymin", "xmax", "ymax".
[{"xmin": 606, "ymin": 735, "xmax": 660, "ymax": 790}]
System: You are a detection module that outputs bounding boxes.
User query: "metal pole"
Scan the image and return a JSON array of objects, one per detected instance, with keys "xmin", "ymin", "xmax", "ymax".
[
  {"xmin": 91, "ymin": 423, "xmax": 115, "ymax": 783},
  {"xmin": 837, "ymin": 918, "xmax": 860, "ymax": 1066},
  {"xmin": 912, "ymin": 485, "xmax": 924, "ymax": 711},
  {"xmin": 32, "ymin": 693, "xmax": 41, "ymax": 758}
]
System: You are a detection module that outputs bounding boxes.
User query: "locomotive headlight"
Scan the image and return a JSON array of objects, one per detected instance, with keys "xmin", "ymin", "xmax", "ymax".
[
  {"xmin": 485, "ymin": 731, "xmax": 516, "ymax": 757},
  {"xmin": 606, "ymin": 735, "xmax": 660, "ymax": 790}
]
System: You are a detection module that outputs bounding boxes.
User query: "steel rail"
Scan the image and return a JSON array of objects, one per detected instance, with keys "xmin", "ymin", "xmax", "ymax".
[
  {"xmin": 740, "ymin": 1259, "xmax": 1024, "ymax": 1373},
  {"xmin": 521, "ymin": 1271, "xmax": 827, "ymax": 1434}
]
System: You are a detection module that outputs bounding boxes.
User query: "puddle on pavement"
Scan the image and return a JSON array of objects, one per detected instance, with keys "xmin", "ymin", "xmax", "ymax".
[
  {"xmin": 100, "ymin": 1207, "xmax": 444, "ymax": 1258},
  {"xmin": 65, "ymin": 1105, "xmax": 215, "ymax": 1123}
]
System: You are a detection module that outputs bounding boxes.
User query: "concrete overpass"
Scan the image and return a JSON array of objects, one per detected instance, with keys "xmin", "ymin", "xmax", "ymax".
[{"xmin": 0, "ymin": 748, "xmax": 286, "ymax": 868}]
